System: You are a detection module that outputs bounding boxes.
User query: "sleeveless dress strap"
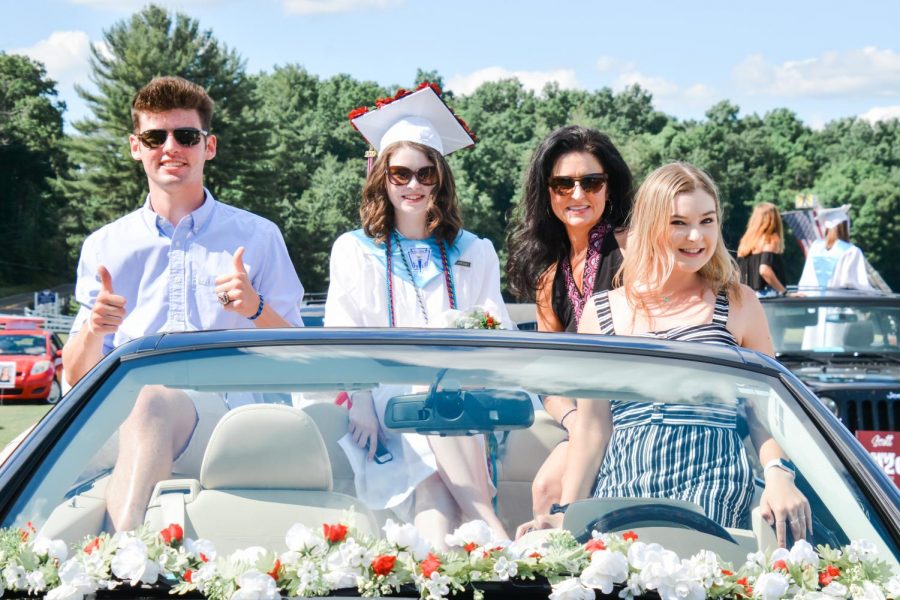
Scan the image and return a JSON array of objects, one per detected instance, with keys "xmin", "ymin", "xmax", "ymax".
[
  {"xmin": 591, "ymin": 290, "xmax": 615, "ymax": 335},
  {"xmin": 711, "ymin": 291, "xmax": 730, "ymax": 326}
]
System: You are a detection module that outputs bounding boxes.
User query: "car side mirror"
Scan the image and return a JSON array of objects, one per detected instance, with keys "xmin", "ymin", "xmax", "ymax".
[{"xmin": 384, "ymin": 387, "xmax": 534, "ymax": 434}]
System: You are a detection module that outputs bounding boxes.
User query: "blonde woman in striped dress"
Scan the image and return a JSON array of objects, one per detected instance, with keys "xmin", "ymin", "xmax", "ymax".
[{"xmin": 526, "ymin": 163, "xmax": 810, "ymax": 548}]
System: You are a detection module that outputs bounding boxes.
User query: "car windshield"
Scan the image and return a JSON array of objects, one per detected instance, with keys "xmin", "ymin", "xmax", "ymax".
[
  {"xmin": 764, "ymin": 301, "xmax": 900, "ymax": 355},
  {"xmin": 0, "ymin": 334, "xmax": 46, "ymax": 356},
  {"xmin": 3, "ymin": 339, "xmax": 898, "ymax": 572}
]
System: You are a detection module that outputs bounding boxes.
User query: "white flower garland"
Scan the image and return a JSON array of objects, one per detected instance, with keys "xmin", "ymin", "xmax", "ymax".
[{"xmin": 0, "ymin": 519, "xmax": 897, "ymax": 600}]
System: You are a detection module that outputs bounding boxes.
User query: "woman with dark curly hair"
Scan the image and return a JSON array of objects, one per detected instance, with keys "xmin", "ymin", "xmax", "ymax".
[
  {"xmin": 506, "ymin": 126, "xmax": 633, "ymax": 527},
  {"xmin": 324, "ymin": 84, "xmax": 512, "ymax": 547}
]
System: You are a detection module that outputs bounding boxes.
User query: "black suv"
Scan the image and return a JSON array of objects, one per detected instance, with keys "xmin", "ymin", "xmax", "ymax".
[{"xmin": 761, "ymin": 290, "xmax": 900, "ymax": 433}]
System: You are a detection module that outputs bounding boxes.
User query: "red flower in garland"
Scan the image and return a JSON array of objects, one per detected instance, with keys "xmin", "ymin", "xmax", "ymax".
[
  {"xmin": 323, "ymin": 523, "xmax": 348, "ymax": 544},
  {"xmin": 772, "ymin": 559, "xmax": 789, "ymax": 571},
  {"xmin": 584, "ymin": 538, "xmax": 607, "ymax": 553},
  {"xmin": 463, "ymin": 542, "xmax": 477, "ymax": 553},
  {"xmin": 721, "ymin": 569, "xmax": 734, "ymax": 576},
  {"xmin": 84, "ymin": 537, "xmax": 101, "ymax": 555},
  {"xmin": 736, "ymin": 576, "xmax": 753, "ymax": 596},
  {"xmin": 419, "ymin": 553, "xmax": 442, "ymax": 578},
  {"xmin": 200, "ymin": 553, "xmax": 209, "ymax": 563},
  {"xmin": 160, "ymin": 523, "xmax": 184, "ymax": 545},
  {"xmin": 819, "ymin": 565, "xmax": 841, "ymax": 586},
  {"xmin": 622, "ymin": 531, "xmax": 638, "ymax": 542},
  {"xmin": 184, "ymin": 570, "xmax": 193, "ymax": 583},
  {"xmin": 268, "ymin": 559, "xmax": 282, "ymax": 580},
  {"xmin": 371, "ymin": 555, "xmax": 396, "ymax": 576},
  {"xmin": 529, "ymin": 552, "xmax": 542, "ymax": 560}
]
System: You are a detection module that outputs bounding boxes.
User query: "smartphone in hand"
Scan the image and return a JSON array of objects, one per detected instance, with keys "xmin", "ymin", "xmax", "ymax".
[{"xmin": 366, "ymin": 439, "xmax": 393, "ymax": 464}]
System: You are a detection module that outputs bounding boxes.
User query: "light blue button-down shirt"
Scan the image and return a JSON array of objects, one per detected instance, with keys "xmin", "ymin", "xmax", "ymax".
[{"xmin": 71, "ymin": 190, "xmax": 304, "ymax": 355}]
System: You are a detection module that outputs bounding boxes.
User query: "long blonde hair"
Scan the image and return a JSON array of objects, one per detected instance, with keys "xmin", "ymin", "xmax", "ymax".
[
  {"xmin": 619, "ymin": 162, "xmax": 740, "ymax": 312},
  {"xmin": 737, "ymin": 202, "xmax": 784, "ymax": 257}
]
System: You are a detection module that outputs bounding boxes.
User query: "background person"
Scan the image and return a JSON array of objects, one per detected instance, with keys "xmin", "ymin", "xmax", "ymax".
[
  {"xmin": 505, "ymin": 125, "xmax": 633, "ymax": 522},
  {"xmin": 63, "ymin": 76, "xmax": 304, "ymax": 531},
  {"xmin": 736, "ymin": 202, "xmax": 787, "ymax": 296},
  {"xmin": 798, "ymin": 209, "xmax": 872, "ymax": 291},
  {"xmin": 520, "ymin": 163, "xmax": 809, "ymax": 547},
  {"xmin": 324, "ymin": 84, "xmax": 511, "ymax": 546}
]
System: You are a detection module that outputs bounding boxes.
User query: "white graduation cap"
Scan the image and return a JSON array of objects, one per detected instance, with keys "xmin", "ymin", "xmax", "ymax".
[
  {"xmin": 821, "ymin": 205, "xmax": 851, "ymax": 229},
  {"xmin": 350, "ymin": 85, "xmax": 475, "ymax": 156}
]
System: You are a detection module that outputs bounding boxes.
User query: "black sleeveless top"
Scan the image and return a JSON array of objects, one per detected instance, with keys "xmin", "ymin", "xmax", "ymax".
[
  {"xmin": 737, "ymin": 252, "xmax": 785, "ymax": 292},
  {"xmin": 550, "ymin": 231, "xmax": 623, "ymax": 332}
]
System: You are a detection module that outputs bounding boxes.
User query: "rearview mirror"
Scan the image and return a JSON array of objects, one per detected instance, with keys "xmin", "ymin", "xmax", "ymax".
[{"xmin": 384, "ymin": 387, "xmax": 535, "ymax": 434}]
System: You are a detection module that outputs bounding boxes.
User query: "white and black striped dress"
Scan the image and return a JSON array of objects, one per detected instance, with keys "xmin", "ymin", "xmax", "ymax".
[{"xmin": 590, "ymin": 290, "xmax": 753, "ymax": 529}]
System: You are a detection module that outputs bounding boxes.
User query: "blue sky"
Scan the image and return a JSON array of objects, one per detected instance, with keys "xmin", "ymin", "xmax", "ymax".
[{"xmin": 3, "ymin": 0, "xmax": 900, "ymax": 129}]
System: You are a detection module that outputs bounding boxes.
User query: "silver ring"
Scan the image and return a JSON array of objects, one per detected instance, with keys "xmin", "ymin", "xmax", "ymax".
[{"xmin": 217, "ymin": 291, "xmax": 231, "ymax": 305}]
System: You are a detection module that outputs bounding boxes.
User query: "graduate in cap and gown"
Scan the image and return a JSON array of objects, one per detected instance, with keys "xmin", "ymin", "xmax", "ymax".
[{"xmin": 324, "ymin": 83, "xmax": 511, "ymax": 546}]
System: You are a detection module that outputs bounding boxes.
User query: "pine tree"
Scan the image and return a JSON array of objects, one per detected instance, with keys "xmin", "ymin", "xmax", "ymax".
[
  {"xmin": 0, "ymin": 53, "xmax": 67, "ymax": 285},
  {"xmin": 60, "ymin": 4, "xmax": 273, "ymax": 261}
]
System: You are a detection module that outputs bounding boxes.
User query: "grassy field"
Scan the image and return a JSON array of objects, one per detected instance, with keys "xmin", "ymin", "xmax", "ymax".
[{"xmin": 0, "ymin": 403, "xmax": 51, "ymax": 447}]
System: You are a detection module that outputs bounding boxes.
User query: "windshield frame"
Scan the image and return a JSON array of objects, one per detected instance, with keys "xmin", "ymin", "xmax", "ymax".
[{"xmin": 1, "ymin": 329, "xmax": 898, "ymax": 551}]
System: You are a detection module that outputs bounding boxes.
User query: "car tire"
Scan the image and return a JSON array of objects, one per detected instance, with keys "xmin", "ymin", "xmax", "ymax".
[{"xmin": 46, "ymin": 379, "xmax": 62, "ymax": 405}]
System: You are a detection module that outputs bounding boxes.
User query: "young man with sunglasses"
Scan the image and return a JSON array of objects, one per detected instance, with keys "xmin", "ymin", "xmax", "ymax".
[{"xmin": 63, "ymin": 76, "xmax": 304, "ymax": 531}]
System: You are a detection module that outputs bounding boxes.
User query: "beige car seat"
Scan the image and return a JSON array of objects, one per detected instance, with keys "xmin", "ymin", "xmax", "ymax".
[
  {"xmin": 495, "ymin": 410, "xmax": 567, "ymax": 534},
  {"xmin": 146, "ymin": 404, "xmax": 379, "ymax": 553}
]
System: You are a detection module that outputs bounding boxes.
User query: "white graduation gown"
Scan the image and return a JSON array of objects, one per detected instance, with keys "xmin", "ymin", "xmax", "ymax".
[{"xmin": 324, "ymin": 229, "xmax": 513, "ymax": 512}]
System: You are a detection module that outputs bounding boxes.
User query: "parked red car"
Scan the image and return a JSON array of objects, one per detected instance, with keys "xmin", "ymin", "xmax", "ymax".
[{"xmin": 0, "ymin": 317, "xmax": 64, "ymax": 404}]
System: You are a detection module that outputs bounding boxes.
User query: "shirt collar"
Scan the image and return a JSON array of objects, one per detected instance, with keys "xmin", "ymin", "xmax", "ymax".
[{"xmin": 139, "ymin": 188, "xmax": 216, "ymax": 237}]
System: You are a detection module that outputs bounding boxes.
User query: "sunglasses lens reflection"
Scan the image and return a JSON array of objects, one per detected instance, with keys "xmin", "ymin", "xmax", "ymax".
[
  {"xmin": 549, "ymin": 173, "xmax": 608, "ymax": 195},
  {"xmin": 137, "ymin": 128, "xmax": 205, "ymax": 149},
  {"xmin": 387, "ymin": 166, "xmax": 437, "ymax": 186}
]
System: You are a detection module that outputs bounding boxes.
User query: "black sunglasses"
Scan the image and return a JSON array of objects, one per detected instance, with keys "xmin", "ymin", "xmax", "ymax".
[
  {"xmin": 136, "ymin": 128, "xmax": 208, "ymax": 149},
  {"xmin": 548, "ymin": 173, "xmax": 609, "ymax": 195},
  {"xmin": 386, "ymin": 165, "xmax": 438, "ymax": 186}
]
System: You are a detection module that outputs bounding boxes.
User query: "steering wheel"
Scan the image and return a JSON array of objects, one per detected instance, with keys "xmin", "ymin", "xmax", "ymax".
[{"xmin": 572, "ymin": 503, "xmax": 737, "ymax": 544}]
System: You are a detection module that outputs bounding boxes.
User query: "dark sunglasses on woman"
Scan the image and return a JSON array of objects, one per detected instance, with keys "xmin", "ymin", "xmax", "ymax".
[
  {"xmin": 548, "ymin": 173, "xmax": 609, "ymax": 195},
  {"xmin": 386, "ymin": 165, "xmax": 438, "ymax": 186},
  {"xmin": 137, "ymin": 128, "xmax": 208, "ymax": 149}
]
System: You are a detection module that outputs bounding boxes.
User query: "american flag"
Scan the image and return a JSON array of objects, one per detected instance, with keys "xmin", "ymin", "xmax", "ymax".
[
  {"xmin": 782, "ymin": 209, "xmax": 821, "ymax": 256},
  {"xmin": 782, "ymin": 204, "xmax": 850, "ymax": 256}
]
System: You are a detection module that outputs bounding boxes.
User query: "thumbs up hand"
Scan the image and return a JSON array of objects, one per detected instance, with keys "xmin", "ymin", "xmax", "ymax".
[
  {"xmin": 215, "ymin": 247, "xmax": 260, "ymax": 319},
  {"xmin": 88, "ymin": 265, "xmax": 127, "ymax": 336}
]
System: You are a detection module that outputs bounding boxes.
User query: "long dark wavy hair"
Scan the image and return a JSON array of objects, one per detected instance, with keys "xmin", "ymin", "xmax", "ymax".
[
  {"xmin": 506, "ymin": 126, "xmax": 634, "ymax": 301},
  {"xmin": 361, "ymin": 141, "xmax": 462, "ymax": 246}
]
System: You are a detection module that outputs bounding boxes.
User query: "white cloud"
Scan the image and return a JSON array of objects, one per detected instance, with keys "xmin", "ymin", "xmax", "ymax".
[
  {"xmin": 592, "ymin": 56, "xmax": 718, "ymax": 117},
  {"xmin": 446, "ymin": 66, "xmax": 579, "ymax": 96},
  {"xmin": 69, "ymin": 0, "xmax": 229, "ymax": 9},
  {"xmin": 10, "ymin": 31, "xmax": 96, "ymax": 89},
  {"xmin": 595, "ymin": 55, "xmax": 616, "ymax": 73},
  {"xmin": 282, "ymin": 0, "xmax": 402, "ymax": 14},
  {"xmin": 733, "ymin": 47, "xmax": 900, "ymax": 98},
  {"xmin": 859, "ymin": 105, "xmax": 900, "ymax": 123}
]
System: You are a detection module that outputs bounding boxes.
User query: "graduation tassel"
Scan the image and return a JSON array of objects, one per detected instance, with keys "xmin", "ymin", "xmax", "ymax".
[{"xmin": 365, "ymin": 148, "xmax": 376, "ymax": 176}]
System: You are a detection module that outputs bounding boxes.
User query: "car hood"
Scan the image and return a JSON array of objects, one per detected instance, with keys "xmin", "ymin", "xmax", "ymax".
[
  {"xmin": 791, "ymin": 362, "xmax": 900, "ymax": 385},
  {"xmin": 0, "ymin": 353, "xmax": 45, "ymax": 366}
]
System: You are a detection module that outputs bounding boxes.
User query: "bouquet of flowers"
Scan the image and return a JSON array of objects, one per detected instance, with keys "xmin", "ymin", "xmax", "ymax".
[{"xmin": 432, "ymin": 306, "xmax": 502, "ymax": 330}]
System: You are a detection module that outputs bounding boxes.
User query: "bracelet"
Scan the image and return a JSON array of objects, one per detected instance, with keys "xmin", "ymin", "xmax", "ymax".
[
  {"xmin": 248, "ymin": 294, "xmax": 265, "ymax": 321},
  {"xmin": 549, "ymin": 502, "xmax": 569, "ymax": 515},
  {"xmin": 559, "ymin": 407, "xmax": 577, "ymax": 430}
]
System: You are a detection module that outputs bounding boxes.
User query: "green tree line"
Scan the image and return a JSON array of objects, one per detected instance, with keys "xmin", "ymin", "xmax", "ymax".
[{"xmin": 1, "ymin": 5, "xmax": 897, "ymax": 293}]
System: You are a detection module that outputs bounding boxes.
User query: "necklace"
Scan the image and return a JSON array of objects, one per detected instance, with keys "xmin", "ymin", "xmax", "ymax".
[
  {"xmin": 385, "ymin": 231, "xmax": 457, "ymax": 327},
  {"xmin": 562, "ymin": 221, "xmax": 611, "ymax": 324}
]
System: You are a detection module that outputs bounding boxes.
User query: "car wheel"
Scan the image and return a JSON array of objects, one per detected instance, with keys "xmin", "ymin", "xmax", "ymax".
[{"xmin": 46, "ymin": 379, "xmax": 62, "ymax": 405}]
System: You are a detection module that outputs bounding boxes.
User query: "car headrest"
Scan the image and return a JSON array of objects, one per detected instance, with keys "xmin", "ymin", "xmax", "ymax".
[
  {"xmin": 843, "ymin": 321, "xmax": 875, "ymax": 349},
  {"xmin": 201, "ymin": 404, "xmax": 333, "ymax": 491}
]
